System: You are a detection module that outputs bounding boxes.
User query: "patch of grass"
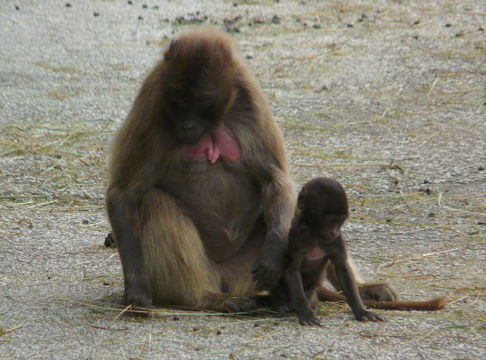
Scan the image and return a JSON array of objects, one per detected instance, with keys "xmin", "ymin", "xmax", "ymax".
[
  {"xmin": 238, "ymin": 0, "xmax": 273, "ymax": 5},
  {"xmin": 36, "ymin": 61, "xmax": 80, "ymax": 75},
  {"xmin": 0, "ymin": 123, "xmax": 113, "ymax": 211},
  {"xmin": 315, "ymin": 301, "xmax": 348, "ymax": 318},
  {"xmin": 109, "ymin": 63, "xmax": 132, "ymax": 72},
  {"xmin": 45, "ymin": 90, "xmax": 71, "ymax": 100}
]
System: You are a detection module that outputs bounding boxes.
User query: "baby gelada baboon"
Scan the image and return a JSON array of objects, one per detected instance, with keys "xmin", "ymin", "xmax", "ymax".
[{"xmin": 266, "ymin": 177, "xmax": 446, "ymax": 326}]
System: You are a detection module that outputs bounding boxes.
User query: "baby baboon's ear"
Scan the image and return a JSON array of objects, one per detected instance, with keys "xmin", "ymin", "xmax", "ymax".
[{"xmin": 297, "ymin": 186, "xmax": 307, "ymax": 209}]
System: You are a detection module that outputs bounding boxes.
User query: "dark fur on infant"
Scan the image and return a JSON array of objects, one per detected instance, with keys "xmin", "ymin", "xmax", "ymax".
[
  {"xmin": 275, "ymin": 177, "xmax": 385, "ymax": 325},
  {"xmin": 263, "ymin": 177, "xmax": 446, "ymax": 325}
]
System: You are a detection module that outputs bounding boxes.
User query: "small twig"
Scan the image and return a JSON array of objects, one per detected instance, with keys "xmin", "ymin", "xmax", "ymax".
[
  {"xmin": 312, "ymin": 340, "xmax": 337, "ymax": 358},
  {"xmin": 437, "ymin": 192, "xmax": 486, "ymax": 215},
  {"xmin": 102, "ymin": 253, "xmax": 117, "ymax": 263},
  {"xmin": 73, "ymin": 260, "xmax": 92, "ymax": 267},
  {"xmin": 28, "ymin": 200, "xmax": 58, "ymax": 209},
  {"xmin": 60, "ymin": 296, "xmax": 272, "ymax": 317},
  {"xmin": 88, "ymin": 324, "xmax": 129, "ymax": 331},
  {"xmin": 289, "ymin": 162, "xmax": 389, "ymax": 169},
  {"xmin": 148, "ymin": 333, "xmax": 152, "ymax": 360},
  {"xmin": 113, "ymin": 304, "xmax": 132, "ymax": 321},
  {"xmin": 442, "ymin": 205, "xmax": 486, "ymax": 216},
  {"xmin": 398, "ymin": 190, "xmax": 411, "ymax": 211},
  {"xmin": 243, "ymin": 328, "xmax": 280, "ymax": 344},
  {"xmin": 379, "ymin": 254, "xmax": 399, "ymax": 270},
  {"xmin": 137, "ymin": 333, "xmax": 153, "ymax": 360},
  {"xmin": 401, "ymin": 327, "xmax": 442, "ymax": 345},
  {"xmin": 88, "ymin": 325, "xmax": 108, "ymax": 330},
  {"xmin": 0, "ymin": 324, "xmax": 24, "ymax": 336},
  {"xmin": 289, "ymin": 162, "xmax": 326, "ymax": 168},
  {"xmin": 427, "ymin": 77, "xmax": 439, "ymax": 96},
  {"xmin": 6, "ymin": 200, "xmax": 34, "ymax": 206},
  {"xmin": 447, "ymin": 295, "xmax": 478, "ymax": 307},
  {"xmin": 380, "ymin": 248, "xmax": 461, "ymax": 268}
]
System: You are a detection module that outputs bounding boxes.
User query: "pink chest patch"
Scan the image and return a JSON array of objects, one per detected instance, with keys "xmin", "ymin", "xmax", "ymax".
[
  {"xmin": 305, "ymin": 247, "xmax": 327, "ymax": 260},
  {"xmin": 184, "ymin": 126, "xmax": 241, "ymax": 164}
]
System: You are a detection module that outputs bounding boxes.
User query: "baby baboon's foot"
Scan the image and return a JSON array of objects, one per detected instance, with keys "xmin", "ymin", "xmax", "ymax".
[
  {"xmin": 297, "ymin": 309, "xmax": 321, "ymax": 326},
  {"xmin": 354, "ymin": 309, "xmax": 387, "ymax": 322},
  {"xmin": 358, "ymin": 282, "xmax": 398, "ymax": 301}
]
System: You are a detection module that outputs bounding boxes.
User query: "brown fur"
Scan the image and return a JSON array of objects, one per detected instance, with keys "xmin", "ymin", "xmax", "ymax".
[
  {"xmin": 106, "ymin": 29, "xmax": 401, "ymax": 314},
  {"xmin": 315, "ymin": 286, "xmax": 447, "ymax": 311},
  {"xmin": 265, "ymin": 177, "xmax": 446, "ymax": 325},
  {"xmin": 106, "ymin": 28, "xmax": 296, "ymax": 311}
]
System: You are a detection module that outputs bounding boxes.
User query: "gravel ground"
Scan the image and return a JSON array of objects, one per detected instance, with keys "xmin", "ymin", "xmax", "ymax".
[{"xmin": 0, "ymin": 1, "xmax": 484, "ymax": 359}]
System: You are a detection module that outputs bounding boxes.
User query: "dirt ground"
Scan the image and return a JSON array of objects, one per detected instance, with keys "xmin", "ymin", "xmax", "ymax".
[{"xmin": 0, "ymin": 1, "xmax": 484, "ymax": 359}]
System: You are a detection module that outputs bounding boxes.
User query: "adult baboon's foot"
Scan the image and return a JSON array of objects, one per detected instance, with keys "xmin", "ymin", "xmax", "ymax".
[{"xmin": 204, "ymin": 293, "xmax": 258, "ymax": 313}]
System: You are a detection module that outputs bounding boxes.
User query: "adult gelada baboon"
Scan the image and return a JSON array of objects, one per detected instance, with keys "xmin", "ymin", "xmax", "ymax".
[{"xmin": 105, "ymin": 28, "xmax": 397, "ymax": 312}]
